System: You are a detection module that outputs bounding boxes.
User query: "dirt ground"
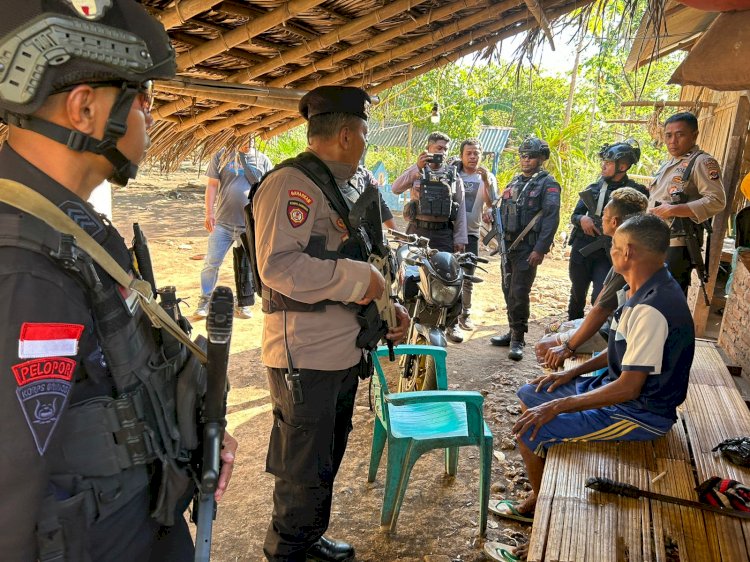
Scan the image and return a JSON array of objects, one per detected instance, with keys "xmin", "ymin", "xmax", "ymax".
[{"xmin": 112, "ymin": 163, "xmax": 576, "ymax": 562}]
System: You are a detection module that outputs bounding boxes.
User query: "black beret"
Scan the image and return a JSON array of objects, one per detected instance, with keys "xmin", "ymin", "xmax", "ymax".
[{"xmin": 299, "ymin": 86, "xmax": 371, "ymax": 121}]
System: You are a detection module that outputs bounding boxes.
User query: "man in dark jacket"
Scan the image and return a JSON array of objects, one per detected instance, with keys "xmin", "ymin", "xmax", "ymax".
[{"xmin": 567, "ymin": 140, "xmax": 648, "ymax": 320}]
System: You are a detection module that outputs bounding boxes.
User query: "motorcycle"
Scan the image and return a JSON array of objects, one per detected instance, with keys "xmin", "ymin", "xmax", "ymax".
[{"xmin": 389, "ymin": 229, "xmax": 487, "ymax": 392}]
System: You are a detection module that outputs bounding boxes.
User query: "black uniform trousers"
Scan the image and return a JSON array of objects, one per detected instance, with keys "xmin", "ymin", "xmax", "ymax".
[
  {"xmin": 406, "ymin": 222, "xmax": 454, "ymax": 252},
  {"xmin": 501, "ymin": 245, "xmax": 538, "ymax": 336},
  {"xmin": 666, "ymin": 246, "xmax": 693, "ymax": 296},
  {"xmin": 461, "ymin": 234, "xmax": 479, "ymax": 315},
  {"xmin": 263, "ymin": 364, "xmax": 360, "ymax": 562},
  {"xmin": 567, "ymin": 246, "xmax": 611, "ymax": 320}
]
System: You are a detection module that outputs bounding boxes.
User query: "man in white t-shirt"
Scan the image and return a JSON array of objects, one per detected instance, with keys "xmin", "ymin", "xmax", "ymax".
[{"xmin": 446, "ymin": 138, "xmax": 497, "ymax": 341}]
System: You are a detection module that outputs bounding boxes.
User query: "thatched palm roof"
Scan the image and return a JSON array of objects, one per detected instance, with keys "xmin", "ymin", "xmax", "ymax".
[{"xmin": 142, "ymin": 0, "xmax": 594, "ymax": 167}]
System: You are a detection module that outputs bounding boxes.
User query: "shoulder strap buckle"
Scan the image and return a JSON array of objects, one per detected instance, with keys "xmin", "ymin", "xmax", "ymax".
[{"xmin": 50, "ymin": 233, "xmax": 78, "ymax": 268}]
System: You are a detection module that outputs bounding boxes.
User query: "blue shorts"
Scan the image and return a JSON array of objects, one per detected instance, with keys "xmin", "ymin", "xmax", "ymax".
[{"xmin": 516, "ymin": 376, "xmax": 675, "ymax": 457}]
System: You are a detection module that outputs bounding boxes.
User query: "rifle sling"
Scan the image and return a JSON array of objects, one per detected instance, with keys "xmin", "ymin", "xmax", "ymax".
[
  {"xmin": 507, "ymin": 210, "xmax": 544, "ymax": 253},
  {"xmin": 0, "ymin": 179, "xmax": 207, "ymax": 363}
]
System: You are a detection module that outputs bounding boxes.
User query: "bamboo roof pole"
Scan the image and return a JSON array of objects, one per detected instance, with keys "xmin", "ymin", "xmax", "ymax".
[
  {"xmin": 297, "ymin": 3, "xmax": 517, "ymax": 89},
  {"xmin": 157, "ymin": 0, "xmax": 224, "ymax": 30},
  {"xmin": 155, "ymin": 85, "xmax": 301, "ymax": 111},
  {"xmin": 153, "ymin": 97, "xmax": 199, "ymax": 122},
  {"xmin": 255, "ymin": 17, "xmax": 539, "ymax": 139},
  {"xmin": 356, "ymin": 7, "xmax": 543, "ymax": 87},
  {"xmin": 174, "ymin": 0, "xmax": 329, "ymax": 71},
  {"xmin": 219, "ymin": 1, "xmax": 319, "ymax": 41},
  {"xmin": 269, "ymin": 0, "xmax": 494, "ymax": 88},
  {"xmin": 258, "ymin": 0, "xmax": 586, "ymax": 140},
  {"xmin": 162, "ymin": 0, "xmax": 433, "ymax": 124},
  {"xmin": 366, "ymin": 0, "xmax": 585, "ymax": 91},
  {"xmin": 171, "ymin": 31, "xmax": 266, "ymax": 65},
  {"xmin": 168, "ymin": 0, "xmax": 432, "ymax": 126},
  {"xmin": 227, "ymin": 0, "xmax": 431, "ymax": 84},
  {"xmin": 522, "ymin": 0, "xmax": 555, "ymax": 49}
]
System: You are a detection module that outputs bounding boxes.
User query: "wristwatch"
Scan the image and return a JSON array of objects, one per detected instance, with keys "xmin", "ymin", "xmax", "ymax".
[{"xmin": 564, "ymin": 341, "xmax": 576, "ymax": 354}]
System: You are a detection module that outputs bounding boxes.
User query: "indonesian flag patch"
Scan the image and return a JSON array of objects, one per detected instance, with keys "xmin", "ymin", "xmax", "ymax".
[
  {"xmin": 18, "ymin": 323, "xmax": 84, "ymax": 359},
  {"xmin": 287, "ymin": 200, "xmax": 310, "ymax": 228}
]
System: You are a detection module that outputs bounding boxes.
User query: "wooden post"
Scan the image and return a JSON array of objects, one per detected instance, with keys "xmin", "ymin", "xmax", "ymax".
[{"xmin": 692, "ymin": 93, "xmax": 750, "ymax": 336}]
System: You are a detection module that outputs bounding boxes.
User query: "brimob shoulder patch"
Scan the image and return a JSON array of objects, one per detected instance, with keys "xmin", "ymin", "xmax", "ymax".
[
  {"xmin": 13, "ymin": 357, "xmax": 75, "ymax": 455},
  {"xmin": 704, "ymin": 158, "xmax": 721, "ymax": 181},
  {"xmin": 288, "ymin": 189, "xmax": 313, "ymax": 205},
  {"xmin": 287, "ymin": 200, "xmax": 310, "ymax": 228}
]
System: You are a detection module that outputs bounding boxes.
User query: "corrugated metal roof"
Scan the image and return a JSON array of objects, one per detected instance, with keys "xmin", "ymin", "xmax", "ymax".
[
  {"xmin": 478, "ymin": 126, "xmax": 513, "ymax": 153},
  {"xmin": 368, "ymin": 122, "xmax": 430, "ymax": 151}
]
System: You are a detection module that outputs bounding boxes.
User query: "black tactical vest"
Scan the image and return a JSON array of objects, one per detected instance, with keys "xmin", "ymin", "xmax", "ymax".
[
  {"xmin": 501, "ymin": 171, "xmax": 549, "ymax": 237},
  {"xmin": 0, "ymin": 211, "xmax": 197, "ymax": 560}
]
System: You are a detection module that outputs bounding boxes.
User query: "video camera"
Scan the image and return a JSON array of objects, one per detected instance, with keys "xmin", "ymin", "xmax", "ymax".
[{"xmin": 425, "ymin": 153, "xmax": 444, "ymax": 166}]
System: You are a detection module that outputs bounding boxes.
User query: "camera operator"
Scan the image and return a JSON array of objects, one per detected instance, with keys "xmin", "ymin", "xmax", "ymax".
[
  {"xmin": 648, "ymin": 112, "xmax": 726, "ymax": 294},
  {"xmin": 392, "ymin": 132, "xmax": 468, "ymax": 255},
  {"xmin": 567, "ymin": 140, "xmax": 647, "ymax": 320}
]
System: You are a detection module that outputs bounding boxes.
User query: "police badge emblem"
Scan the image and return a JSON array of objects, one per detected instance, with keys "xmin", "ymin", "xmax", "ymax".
[{"xmin": 65, "ymin": 0, "xmax": 113, "ymax": 20}]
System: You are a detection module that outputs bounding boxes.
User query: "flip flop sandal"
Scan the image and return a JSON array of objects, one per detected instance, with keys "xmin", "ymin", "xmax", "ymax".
[
  {"xmin": 484, "ymin": 541, "xmax": 522, "ymax": 562},
  {"xmin": 488, "ymin": 499, "xmax": 534, "ymax": 524}
]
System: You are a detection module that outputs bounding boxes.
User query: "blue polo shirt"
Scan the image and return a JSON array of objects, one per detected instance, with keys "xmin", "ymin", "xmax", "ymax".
[{"xmin": 603, "ymin": 266, "xmax": 695, "ymax": 419}]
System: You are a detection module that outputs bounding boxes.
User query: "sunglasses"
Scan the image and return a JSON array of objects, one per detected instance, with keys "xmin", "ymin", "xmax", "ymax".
[{"xmin": 53, "ymin": 80, "xmax": 155, "ymax": 113}]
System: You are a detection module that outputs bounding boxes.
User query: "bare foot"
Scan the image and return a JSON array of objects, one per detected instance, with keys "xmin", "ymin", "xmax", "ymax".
[
  {"xmin": 516, "ymin": 492, "xmax": 537, "ymax": 515},
  {"xmin": 514, "ymin": 543, "xmax": 529, "ymax": 560}
]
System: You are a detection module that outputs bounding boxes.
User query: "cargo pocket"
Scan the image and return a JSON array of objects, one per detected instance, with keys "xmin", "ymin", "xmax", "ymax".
[{"xmin": 266, "ymin": 410, "xmax": 333, "ymax": 484}]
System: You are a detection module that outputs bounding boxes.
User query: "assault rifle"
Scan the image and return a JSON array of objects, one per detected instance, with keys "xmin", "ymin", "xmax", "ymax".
[
  {"xmin": 194, "ymin": 286, "xmax": 234, "ymax": 562},
  {"xmin": 349, "ymin": 184, "xmax": 398, "ymax": 361},
  {"xmin": 482, "ymin": 204, "xmax": 511, "ymax": 291},
  {"xmin": 132, "ymin": 223, "xmax": 157, "ymax": 297},
  {"xmin": 661, "ymin": 188, "xmax": 711, "ymax": 306},
  {"xmin": 575, "ymin": 188, "xmax": 611, "ymax": 260},
  {"xmin": 132, "ymin": 225, "xmax": 192, "ymax": 356}
]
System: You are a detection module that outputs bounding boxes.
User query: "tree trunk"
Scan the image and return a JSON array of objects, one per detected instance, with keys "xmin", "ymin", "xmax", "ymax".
[{"xmin": 564, "ymin": 34, "xmax": 584, "ymax": 127}]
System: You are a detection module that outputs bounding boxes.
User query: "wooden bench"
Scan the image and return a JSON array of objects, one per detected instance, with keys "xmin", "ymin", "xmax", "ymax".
[{"xmin": 527, "ymin": 340, "xmax": 750, "ymax": 561}]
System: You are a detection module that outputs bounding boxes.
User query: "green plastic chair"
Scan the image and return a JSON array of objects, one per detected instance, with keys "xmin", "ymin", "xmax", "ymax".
[{"xmin": 368, "ymin": 344, "xmax": 493, "ymax": 536}]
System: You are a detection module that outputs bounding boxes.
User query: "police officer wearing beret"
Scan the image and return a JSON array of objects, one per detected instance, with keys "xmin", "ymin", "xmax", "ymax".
[
  {"xmin": 0, "ymin": 1, "xmax": 238, "ymax": 560},
  {"xmin": 567, "ymin": 140, "xmax": 647, "ymax": 320},
  {"xmin": 490, "ymin": 138, "xmax": 561, "ymax": 360},
  {"xmin": 251, "ymin": 86, "xmax": 408, "ymax": 562},
  {"xmin": 648, "ymin": 112, "xmax": 726, "ymax": 294}
]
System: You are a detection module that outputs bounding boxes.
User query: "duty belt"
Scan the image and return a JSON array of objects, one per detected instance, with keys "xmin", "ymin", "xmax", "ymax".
[{"xmin": 414, "ymin": 219, "xmax": 450, "ymax": 230}]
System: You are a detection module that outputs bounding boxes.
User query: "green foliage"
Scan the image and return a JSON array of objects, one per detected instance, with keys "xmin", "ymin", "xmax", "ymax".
[
  {"xmin": 261, "ymin": 0, "xmax": 685, "ymax": 238},
  {"xmin": 258, "ymin": 126, "xmax": 307, "ymax": 165}
]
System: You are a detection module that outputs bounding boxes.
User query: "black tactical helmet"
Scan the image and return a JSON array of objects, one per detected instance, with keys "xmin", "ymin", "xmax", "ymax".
[
  {"xmin": 598, "ymin": 138, "xmax": 641, "ymax": 167},
  {"xmin": 518, "ymin": 136, "xmax": 551, "ymax": 160},
  {"xmin": 0, "ymin": 0, "xmax": 176, "ymax": 185}
]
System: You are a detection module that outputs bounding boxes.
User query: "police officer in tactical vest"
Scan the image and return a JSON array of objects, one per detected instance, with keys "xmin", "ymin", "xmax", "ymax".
[
  {"xmin": 567, "ymin": 140, "xmax": 647, "ymax": 320},
  {"xmin": 391, "ymin": 132, "xmax": 468, "ymax": 254},
  {"xmin": 490, "ymin": 137, "xmax": 561, "ymax": 360},
  {"xmin": 0, "ymin": 1, "xmax": 237, "ymax": 559},
  {"xmin": 250, "ymin": 86, "xmax": 408, "ymax": 562}
]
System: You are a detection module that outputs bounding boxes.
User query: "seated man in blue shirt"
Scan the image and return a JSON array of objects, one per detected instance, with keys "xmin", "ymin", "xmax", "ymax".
[{"xmin": 491, "ymin": 213, "xmax": 695, "ymax": 526}]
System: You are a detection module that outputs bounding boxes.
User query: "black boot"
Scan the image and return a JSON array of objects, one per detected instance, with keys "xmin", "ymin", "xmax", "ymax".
[
  {"xmin": 490, "ymin": 332, "xmax": 512, "ymax": 346},
  {"xmin": 307, "ymin": 536, "xmax": 356, "ymax": 562},
  {"xmin": 508, "ymin": 336, "xmax": 525, "ymax": 361}
]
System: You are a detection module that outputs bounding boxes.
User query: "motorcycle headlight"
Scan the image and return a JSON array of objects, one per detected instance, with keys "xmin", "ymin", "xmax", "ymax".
[{"xmin": 430, "ymin": 282, "xmax": 460, "ymax": 306}]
